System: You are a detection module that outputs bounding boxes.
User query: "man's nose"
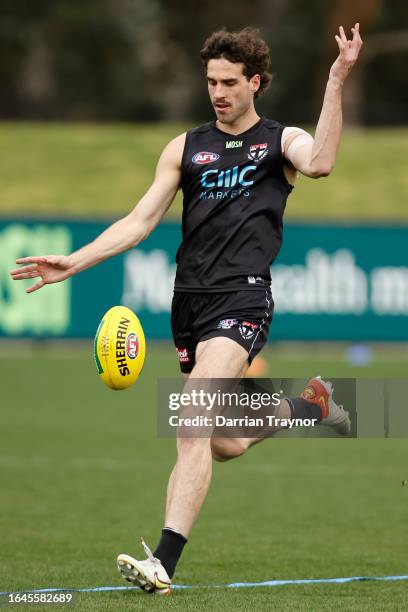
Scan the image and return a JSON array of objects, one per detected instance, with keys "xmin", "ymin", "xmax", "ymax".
[{"xmin": 213, "ymin": 84, "xmax": 226, "ymax": 99}]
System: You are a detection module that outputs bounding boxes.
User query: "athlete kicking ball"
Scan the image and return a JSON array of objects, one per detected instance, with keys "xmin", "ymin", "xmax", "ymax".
[{"xmin": 11, "ymin": 25, "xmax": 362, "ymax": 594}]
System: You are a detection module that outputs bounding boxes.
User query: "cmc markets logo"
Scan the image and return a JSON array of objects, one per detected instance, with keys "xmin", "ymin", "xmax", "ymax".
[
  {"xmin": 201, "ymin": 164, "xmax": 256, "ymax": 188},
  {"xmin": 126, "ymin": 332, "xmax": 139, "ymax": 359},
  {"xmin": 192, "ymin": 151, "xmax": 220, "ymax": 165}
]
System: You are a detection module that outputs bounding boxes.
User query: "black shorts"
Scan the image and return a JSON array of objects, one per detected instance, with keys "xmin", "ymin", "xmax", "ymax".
[{"xmin": 171, "ymin": 288, "xmax": 274, "ymax": 373}]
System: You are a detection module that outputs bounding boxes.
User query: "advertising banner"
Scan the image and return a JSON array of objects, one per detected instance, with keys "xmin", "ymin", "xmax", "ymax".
[{"xmin": 1, "ymin": 219, "xmax": 407, "ymax": 340}]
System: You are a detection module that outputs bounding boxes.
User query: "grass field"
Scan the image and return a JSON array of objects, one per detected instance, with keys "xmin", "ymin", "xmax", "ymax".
[
  {"xmin": 1, "ymin": 121, "xmax": 407, "ymax": 609},
  {"xmin": 1, "ymin": 122, "xmax": 408, "ymax": 221},
  {"xmin": 1, "ymin": 343, "xmax": 407, "ymax": 611}
]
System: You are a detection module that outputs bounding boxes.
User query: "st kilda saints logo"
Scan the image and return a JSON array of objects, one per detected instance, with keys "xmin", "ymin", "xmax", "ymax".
[
  {"xmin": 239, "ymin": 321, "xmax": 259, "ymax": 340},
  {"xmin": 248, "ymin": 143, "xmax": 268, "ymax": 162}
]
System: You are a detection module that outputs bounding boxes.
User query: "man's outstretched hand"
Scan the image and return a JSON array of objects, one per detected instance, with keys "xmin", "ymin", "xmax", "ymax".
[
  {"xmin": 330, "ymin": 23, "xmax": 363, "ymax": 85},
  {"xmin": 10, "ymin": 255, "xmax": 73, "ymax": 293}
]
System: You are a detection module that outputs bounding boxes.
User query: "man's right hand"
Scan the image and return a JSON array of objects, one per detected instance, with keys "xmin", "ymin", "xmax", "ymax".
[{"xmin": 10, "ymin": 255, "xmax": 73, "ymax": 293}]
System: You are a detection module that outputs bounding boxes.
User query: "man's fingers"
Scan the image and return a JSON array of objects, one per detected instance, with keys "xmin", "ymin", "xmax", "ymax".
[
  {"xmin": 352, "ymin": 24, "xmax": 362, "ymax": 45},
  {"xmin": 335, "ymin": 34, "xmax": 345, "ymax": 50},
  {"xmin": 336, "ymin": 22, "xmax": 363, "ymax": 60},
  {"xmin": 10, "ymin": 264, "xmax": 38, "ymax": 276},
  {"xmin": 26, "ymin": 280, "xmax": 45, "ymax": 294},
  {"xmin": 339, "ymin": 25, "xmax": 348, "ymax": 44},
  {"xmin": 15, "ymin": 256, "xmax": 48, "ymax": 265},
  {"xmin": 12, "ymin": 271, "xmax": 42, "ymax": 280}
]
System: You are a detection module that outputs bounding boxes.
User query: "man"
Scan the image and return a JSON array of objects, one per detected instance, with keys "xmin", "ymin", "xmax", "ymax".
[{"xmin": 11, "ymin": 25, "xmax": 363, "ymax": 594}]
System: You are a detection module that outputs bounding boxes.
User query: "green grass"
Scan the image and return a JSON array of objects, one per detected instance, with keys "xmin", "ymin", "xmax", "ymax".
[
  {"xmin": 0, "ymin": 122, "xmax": 407, "ymax": 221},
  {"xmin": 1, "ymin": 343, "xmax": 407, "ymax": 611},
  {"xmin": 257, "ymin": 342, "xmax": 408, "ymax": 377}
]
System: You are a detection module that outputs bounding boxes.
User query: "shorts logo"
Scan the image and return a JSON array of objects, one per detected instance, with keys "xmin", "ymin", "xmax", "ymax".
[
  {"xmin": 248, "ymin": 143, "xmax": 268, "ymax": 162},
  {"xmin": 239, "ymin": 321, "xmax": 259, "ymax": 340},
  {"xmin": 192, "ymin": 151, "xmax": 220, "ymax": 165},
  {"xmin": 176, "ymin": 347, "xmax": 190, "ymax": 363},
  {"xmin": 217, "ymin": 318, "xmax": 239, "ymax": 329},
  {"xmin": 126, "ymin": 333, "xmax": 139, "ymax": 359},
  {"xmin": 248, "ymin": 275, "xmax": 265, "ymax": 285}
]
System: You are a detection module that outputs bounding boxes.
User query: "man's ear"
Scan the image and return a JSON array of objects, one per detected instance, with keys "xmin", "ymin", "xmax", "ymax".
[{"xmin": 250, "ymin": 74, "xmax": 261, "ymax": 94}]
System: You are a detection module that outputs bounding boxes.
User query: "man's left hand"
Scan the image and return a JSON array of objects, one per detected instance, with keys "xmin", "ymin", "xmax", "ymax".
[{"xmin": 330, "ymin": 22, "xmax": 363, "ymax": 85}]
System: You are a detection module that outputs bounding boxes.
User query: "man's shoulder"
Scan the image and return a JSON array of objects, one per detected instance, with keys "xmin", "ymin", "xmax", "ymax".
[
  {"xmin": 262, "ymin": 117, "xmax": 285, "ymax": 131},
  {"xmin": 187, "ymin": 121, "xmax": 214, "ymax": 136}
]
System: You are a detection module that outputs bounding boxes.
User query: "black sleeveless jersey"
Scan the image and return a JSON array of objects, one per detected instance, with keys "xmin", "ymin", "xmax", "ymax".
[{"xmin": 174, "ymin": 117, "xmax": 293, "ymax": 292}]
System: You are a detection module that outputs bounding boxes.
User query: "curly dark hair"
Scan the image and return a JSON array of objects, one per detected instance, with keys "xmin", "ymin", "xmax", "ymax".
[{"xmin": 200, "ymin": 28, "xmax": 272, "ymax": 98}]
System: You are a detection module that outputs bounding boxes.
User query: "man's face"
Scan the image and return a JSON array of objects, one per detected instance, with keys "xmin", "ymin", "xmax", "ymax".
[{"xmin": 207, "ymin": 58, "xmax": 260, "ymax": 125}]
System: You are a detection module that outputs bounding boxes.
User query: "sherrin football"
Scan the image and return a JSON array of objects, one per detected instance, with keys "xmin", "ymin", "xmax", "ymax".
[{"xmin": 94, "ymin": 305, "xmax": 146, "ymax": 390}]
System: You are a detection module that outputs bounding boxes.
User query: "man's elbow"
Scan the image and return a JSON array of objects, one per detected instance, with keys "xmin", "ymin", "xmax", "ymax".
[
  {"xmin": 136, "ymin": 221, "xmax": 153, "ymax": 244},
  {"xmin": 125, "ymin": 215, "xmax": 152, "ymax": 247},
  {"xmin": 308, "ymin": 163, "xmax": 333, "ymax": 179}
]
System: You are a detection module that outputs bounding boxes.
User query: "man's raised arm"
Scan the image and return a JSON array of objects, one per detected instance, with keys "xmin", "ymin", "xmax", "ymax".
[
  {"xmin": 283, "ymin": 23, "xmax": 363, "ymax": 178},
  {"xmin": 10, "ymin": 133, "xmax": 186, "ymax": 293}
]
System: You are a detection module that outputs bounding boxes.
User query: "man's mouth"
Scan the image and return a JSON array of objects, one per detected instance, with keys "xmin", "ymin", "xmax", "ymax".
[{"xmin": 214, "ymin": 102, "xmax": 230, "ymax": 110}]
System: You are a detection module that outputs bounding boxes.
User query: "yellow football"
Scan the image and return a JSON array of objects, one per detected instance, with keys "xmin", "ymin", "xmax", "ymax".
[{"xmin": 93, "ymin": 305, "xmax": 146, "ymax": 390}]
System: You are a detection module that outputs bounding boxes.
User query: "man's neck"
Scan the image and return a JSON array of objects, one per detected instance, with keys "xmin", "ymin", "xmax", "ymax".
[{"xmin": 215, "ymin": 108, "xmax": 260, "ymax": 136}]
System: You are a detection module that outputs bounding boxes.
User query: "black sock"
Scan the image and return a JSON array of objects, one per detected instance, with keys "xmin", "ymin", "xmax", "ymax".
[
  {"xmin": 153, "ymin": 528, "xmax": 187, "ymax": 579},
  {"xmin": 286, "ymin": 397, "xmax": 323, "ymax": 422}
]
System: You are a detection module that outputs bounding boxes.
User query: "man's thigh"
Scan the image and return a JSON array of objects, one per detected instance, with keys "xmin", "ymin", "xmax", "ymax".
[
  {"xmin": 177, "ymin": 338, "xmax": 249, "ymax": 453},
  {"xmin": 192, "ymin": 336, "xmax": 249, "ymax": 378}
]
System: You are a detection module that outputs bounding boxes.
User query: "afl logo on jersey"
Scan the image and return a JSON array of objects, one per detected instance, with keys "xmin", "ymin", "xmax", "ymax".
[{"xmin": 192, "ymin": 151, "xmax": 220, "ymax": 165}]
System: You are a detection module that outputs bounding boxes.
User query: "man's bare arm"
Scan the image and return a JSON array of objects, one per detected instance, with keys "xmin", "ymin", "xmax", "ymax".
[
  {"xmin": 284, "ymin": 23, "xmax": 363, "ymax": 179},
  {"xmin": 10, "ymin": 133, "xmax": 186, "ymax": 293}
]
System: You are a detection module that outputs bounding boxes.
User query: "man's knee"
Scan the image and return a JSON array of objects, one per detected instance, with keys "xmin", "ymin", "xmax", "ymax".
[{"xmin": 211, "ymin": 438, "xmax": 247, "ymax": 462}]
